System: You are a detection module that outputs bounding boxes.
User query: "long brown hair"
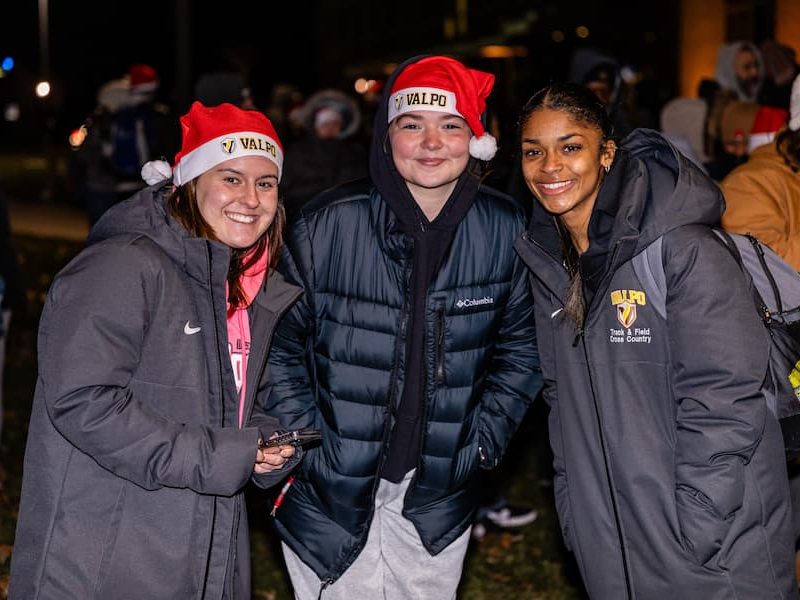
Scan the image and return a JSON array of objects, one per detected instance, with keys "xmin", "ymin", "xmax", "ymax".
[
  {"xmin": 518, "ymin": 82, "xmax": 614, "ymax": 329},
  {"xmin": 166, "ymin": 180, "xmax": 285, "ymax": 313}
]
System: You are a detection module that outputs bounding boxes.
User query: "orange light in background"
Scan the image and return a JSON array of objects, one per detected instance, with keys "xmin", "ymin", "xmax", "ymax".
[
  {"xmin": 480, "ymin": 45, "xmax": 528, "ymax": 59},
  {"xmin": 576, "ymin": 25, "xmax": 590, "ymax": 39},
  {"xmin": 551, "ymin": 30, "xmax": 565, "ymax": 43},
  {"xmin": 776, "ymin": 0, "xmax": 800, "ymax": 59},
  {"xmin": 679, "ymin": 0, "xmax": 724, "ymax": 97},
  {"xmin": 354, "ymin": 78, "xmax": 370, "ymax": 94},
  {"xmin": 354, "ymin": 79, "xmax": 380, "ymax": 95},
  {"xmin": 69, "ymin": 125, "xmax": 87, "ymax": 149}
]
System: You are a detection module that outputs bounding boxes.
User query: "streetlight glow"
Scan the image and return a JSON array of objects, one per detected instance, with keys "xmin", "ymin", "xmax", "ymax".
[{"xmin": 35, "ymin": 81, "xmax": 51, "ymax": 98}]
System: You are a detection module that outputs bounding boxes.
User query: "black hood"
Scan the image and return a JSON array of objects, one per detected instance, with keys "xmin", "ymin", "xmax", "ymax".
[
  {"xmin": 368, "ymin": 55, "xmax": 486, "ymax": 235},
  {"xmin": 530, "ymin": 128, "xmax": 724, "ymax": 268}
]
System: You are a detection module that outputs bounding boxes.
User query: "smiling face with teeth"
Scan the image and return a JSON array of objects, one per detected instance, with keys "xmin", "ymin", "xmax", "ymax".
[
  {"xmin": 521, "ymin": 107, "xmax": 616, "ymax": 252},
  {"xmin": 194, "ymin": 155, "xmax": 280, "ymax": 249}
]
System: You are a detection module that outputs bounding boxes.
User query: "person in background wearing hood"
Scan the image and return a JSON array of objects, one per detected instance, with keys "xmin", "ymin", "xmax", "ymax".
[
  {"xmin": 10, "ymin": 102, "xmax": 301, "ymax": 600},
  {"xmin": 569, "ymin": 47, "xmax": 634, "ymax": 138},
  {"xmin": 514, "ymin": 82, "xmax": 795, "ymax": 598},
  {"xmin": 716, "ymin": 41, "xmax": 764, "ymax": 103},
  {"xmin": 721, "ymin": 100, "xmax": 796, "ymax": 267},
  {"xmin": 280, "ymin": 89, "xmax": 367, "ymax": 222},
  {"xmin": 75, "ymin": 64, "xmax": 178, "ymax": 226},
  {"xmin": 263, "ymin": 55, "xmax": 541, "ymax": 599}
]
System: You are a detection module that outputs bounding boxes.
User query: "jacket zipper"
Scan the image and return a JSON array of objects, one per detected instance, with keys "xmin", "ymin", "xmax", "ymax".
[
  {"xmin": 434, "ymin": 305, "xmax": 445, "ymax": 385},
  {"xmin": 576, "ymin": 241, "xmax": 633, "ymax": 598},
  {"xmin": 405, "ymin": 299, "xmax": 443, "ymax": 509},
  {"xmin": 241, "ymin": 287, "xmax": 304, "ymax": 425},
  {"xmin": 579, "ymin": 335, "xmax": 633, "ymax": 599},
  {"xmin": 331, "ymin": 264, "xmax": 412, "ymax": 584},
  {"xmin": 207, "ymin": 241, "xmax": 226, "ymax": 427},
  {"xmin": 206, "ymin": 241, "xmax": 234, "ymax": 598},
  {"xmin": 522, "ymin": 233, "xmax": 634, "ymax": 598}
]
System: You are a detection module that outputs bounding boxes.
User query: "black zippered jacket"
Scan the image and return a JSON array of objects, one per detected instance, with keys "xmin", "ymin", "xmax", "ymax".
[
  {"xmin": 264, "ymin": 178, "xmax": 541, "ymax": 581},
  {"xmin": 515, "ymin": 129, "xmax": 796, "ymax": 599}
]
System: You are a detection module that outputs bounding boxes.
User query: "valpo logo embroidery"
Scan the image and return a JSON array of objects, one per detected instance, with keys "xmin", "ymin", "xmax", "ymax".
[
  {"xmin": 238, "ymin": 136, "xmax": 278, "ymax": 158},
  {"xmin": 221, "ymin": 138, "xmax": 236, "ymax": 154},
  {"xmin": 609, "ymin": 289, "xmax": 651, "ymax": 344}
]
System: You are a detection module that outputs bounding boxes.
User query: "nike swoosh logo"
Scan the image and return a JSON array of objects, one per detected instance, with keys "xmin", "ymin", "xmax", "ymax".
[
  {"xmin": 184, "ymin": 321, "xmax": 201, "ymax": 335},
  {"xmin": 550, "ymin": 308, "xmax": 563, "ymax": 318}
]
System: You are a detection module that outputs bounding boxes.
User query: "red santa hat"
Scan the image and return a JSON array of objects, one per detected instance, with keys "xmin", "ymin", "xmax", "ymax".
[
  {"xmin": 141, "ymin": 101, "xmax": 284, "ymax": 186},
  {"xmin": 387, "ymin": 56, "xmax": 497, "ymax": 160},
  {"xmin": 128, "ymin": 64, "xmax": 159, "ymax": 94},
  {"xmin": 748, "ymin": 105, "xmax": 789, "ymax": 151}
]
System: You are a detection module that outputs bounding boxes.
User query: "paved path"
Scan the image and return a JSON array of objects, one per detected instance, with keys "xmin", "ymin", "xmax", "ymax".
[{"xmin": 8, "ymin": 199, "xmax": 89, "ymax": 241}]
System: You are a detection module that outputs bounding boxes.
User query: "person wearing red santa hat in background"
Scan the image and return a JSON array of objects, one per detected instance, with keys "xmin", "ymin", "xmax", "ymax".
[
  {"xmin": 75, "ymin": 63, "xmax": 179, "ymax": 226},
  {"xmin": 263, "ymin": 55, "xmax": 541, "ymax": 599},
  {"xmin": 10, "ymin": 102, "xmax": 302, "ymax": 600},
  {"xmin": 721, "ymin": 84, "xmax": 799, "ymax": 269}
]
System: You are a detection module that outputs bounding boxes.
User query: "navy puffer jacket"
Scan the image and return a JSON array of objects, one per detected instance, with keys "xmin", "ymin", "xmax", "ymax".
[{"xmin": 265, "ymin": 178, "xmax": 541, "ymax": 581}]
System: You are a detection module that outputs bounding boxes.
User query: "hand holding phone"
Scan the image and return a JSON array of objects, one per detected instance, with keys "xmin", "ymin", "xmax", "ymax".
[{"xmin": 258, "ymin": 428, "xmax": 322, "ymax": 449}]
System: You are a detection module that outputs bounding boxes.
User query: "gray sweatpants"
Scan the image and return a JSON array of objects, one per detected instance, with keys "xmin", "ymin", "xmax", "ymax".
[{"xmin": 282, "ymin": 470, "xmax": 472, "ymax": 600}]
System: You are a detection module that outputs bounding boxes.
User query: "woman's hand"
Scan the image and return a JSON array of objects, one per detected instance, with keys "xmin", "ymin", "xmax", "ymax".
[{"xmin": 254, "ymin": 437, "xmax": 295, "ymax": 474}]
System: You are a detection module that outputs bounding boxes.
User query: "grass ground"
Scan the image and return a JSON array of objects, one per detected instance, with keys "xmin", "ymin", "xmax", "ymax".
[{"xmin": 0, "ymin": 234, "xmax": 586, "ymax": 599}]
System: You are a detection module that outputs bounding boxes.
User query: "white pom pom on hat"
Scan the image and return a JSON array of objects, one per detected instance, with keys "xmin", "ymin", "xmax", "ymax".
[
  {"xmin": 141, "ymin": 160, "xmax": 173, "ymax": 185},
  {"xmin": 469, "ymin": 134, "xmax": 498, "ymax": 161},
  {"xmin": 387, "ymin": 56, "xmax": 497, "ymax": 161}
]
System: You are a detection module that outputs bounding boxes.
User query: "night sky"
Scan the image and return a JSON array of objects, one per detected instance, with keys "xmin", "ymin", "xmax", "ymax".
[
  {"xmin": 0, "ymin": 1, "xmax": 678, "ymax": 150},
  {"xmin": 0, "ymin": 2, "xmax": 318, "ymax": 144}
]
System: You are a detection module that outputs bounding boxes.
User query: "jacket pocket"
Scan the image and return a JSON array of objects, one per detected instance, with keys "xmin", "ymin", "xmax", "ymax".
[{"xmin": 675, "ymin": 484, "xmax": 732, "ymax": 568}]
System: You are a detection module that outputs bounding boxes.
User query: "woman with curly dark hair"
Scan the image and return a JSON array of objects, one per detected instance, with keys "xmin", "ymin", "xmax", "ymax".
[{"xmin": 515, "ymin": 82, "xmax": 796, "ymax": 598}]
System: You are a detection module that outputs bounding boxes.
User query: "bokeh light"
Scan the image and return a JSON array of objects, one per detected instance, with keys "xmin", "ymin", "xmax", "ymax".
[{"xmin": 35, "ymin": 81, "xmax": 51, "ymax": 98}]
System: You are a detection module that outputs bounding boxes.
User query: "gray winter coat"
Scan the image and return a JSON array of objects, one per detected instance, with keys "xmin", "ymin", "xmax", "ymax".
[
  {"xmin": 9, "ymin": 185, "xmax": 301, "ymax": 600},
  {"xmin": 515, "ymin": 130, "xmax": 796, "ymax": 599}
]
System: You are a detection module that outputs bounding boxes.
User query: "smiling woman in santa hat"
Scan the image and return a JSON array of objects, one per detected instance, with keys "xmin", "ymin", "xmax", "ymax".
[
  {"xmin": 10, "ymin": 101, "xmax": 303, "ymax": 600},
  {"xmin": 262, "ymin": 55, "xmax": 541, "ymax": 599}
]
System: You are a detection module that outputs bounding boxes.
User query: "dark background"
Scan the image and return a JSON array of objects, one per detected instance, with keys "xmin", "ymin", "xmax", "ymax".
[{"xmin": 0, "ymin": 1, "xmax": 679, "ymax": 150}]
